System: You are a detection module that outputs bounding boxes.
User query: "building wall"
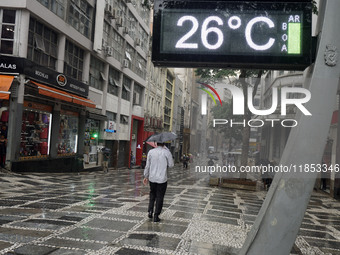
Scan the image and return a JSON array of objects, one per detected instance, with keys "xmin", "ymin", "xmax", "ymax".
[
  {"xmin": 0, "ymin": 0, "xmax": 150, "ymax": 169},
  {"xmin": 259, "ymin": 68, "xmax": 340, "ymax": 199}
]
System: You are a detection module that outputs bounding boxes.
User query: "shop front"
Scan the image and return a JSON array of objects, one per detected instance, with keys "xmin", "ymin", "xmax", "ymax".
[
  {"xmin": 20, "ymin": 101, "xmax": 52, "ymax": 159},
  {"xmin": 84, "ymin": 118, "xmax": 100, "ymax": 167},
  {"xmin": 130, "ymin": 115, "xmax": 144, "ymax": 167},
  {"xmin": 1, "ymin": 55, "xmax": 98, "ymax": 172},
  {"xmin": 102, "ymin": 119, "xmax": 117, "ymax": 169},
  {"xmin": 0, "ymin": 75, "xmax": 13, "ymax": 169}
]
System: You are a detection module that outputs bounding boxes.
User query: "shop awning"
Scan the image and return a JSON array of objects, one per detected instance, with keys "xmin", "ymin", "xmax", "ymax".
[
  {"xmin": 33, "ymin": 81, "xmax": 73, "ymax": 102},
  {"xmin": 72, "ymin": 95, "xmax": 96, "ymax": 108},
  {"xmin": 31, "ymin": 80, "xmax": 95, "ymax": 108},
  {"xmin": 0, "ymin": 75, "xmax": 14, "ymax": 100},
  {"xmin": 87, "ymin": 112, "xmax": 108, "ymax": 121}
]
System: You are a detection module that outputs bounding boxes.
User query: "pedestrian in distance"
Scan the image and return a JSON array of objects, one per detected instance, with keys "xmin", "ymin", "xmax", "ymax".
[
  {"xmin": 0, "ymin": 134, "xmax": 7, "ymax": 169},
  {"xmin": 208, "ymin": 158, "xmax": 214, "ymax": 175},
  {"xmin": 143, "ymin": 143, "xmax": 174, "ymax": 222},
  {"xmin": 141, "ymin": 152, "xmax": 147, "ymax": 169},
  {"xmin": 129, "ymin": 151, "xmax": 135, "ymax": 169},
  {"xmin": 182, "ymin": 154, "xmax": 189, "ymax": 169},
  {"xmin": 189, "ymin": 153, "xmax": 193, "ymax": 163},
  {"xmin": 102, "ymin": 148, "xmax": 110, "ymax": 173}
]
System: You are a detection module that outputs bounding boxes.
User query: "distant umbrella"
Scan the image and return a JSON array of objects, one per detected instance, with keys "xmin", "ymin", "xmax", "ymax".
[
  {"xmin": 208, "ymin": 155, "xmax": 219, "ymax": 160},
  {"xmin": 146, "ymin": 132, "xmax": 177, "ymax": 143},
  {"xmin": 146, "ymin": 141, "xmax": 157, "ymax": 148},
  {"xmin": 101, "ymin": 148, "xmax": 111, "ymax": 153}
]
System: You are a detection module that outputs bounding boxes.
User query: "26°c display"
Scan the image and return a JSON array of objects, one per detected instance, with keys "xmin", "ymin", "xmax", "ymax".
[{"xmin": 152, "ymin": 0, "xmax": 313, "ymax": 70}]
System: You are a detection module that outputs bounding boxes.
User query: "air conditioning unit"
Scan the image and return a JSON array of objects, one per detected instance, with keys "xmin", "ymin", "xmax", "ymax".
[
  {"xmin": 116, "ymin": 17, "xmax": 123, "ymax": 27},
  {"xmin": 105, "ymin": 3, "xmax": 112, "ymax": 14},
  {"xmin": 123, "ymin": 59, "xmax": 129, "ymax": 68},
  {"xmin": 135, "ymin": 38, "xmax": 141, "ymax": 46},
  {"xmin": 106, "ymin": 46, "xmax": 113, "ymax": 56},
  {"xmin": 126, "ymin": 0, "xmax": 132, "ymax": 3},
  {"xmin": 111, "ymin": 8, "xmax": 120, "ymax": 19},
  {"xmin": 123, "ymin": 27, "xmax": 129, "ymax": 34}
]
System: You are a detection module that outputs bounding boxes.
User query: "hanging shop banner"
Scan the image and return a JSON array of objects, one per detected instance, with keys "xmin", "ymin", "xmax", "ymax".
[
  {"xmin": 0, "ymin": 56, "xmax": 24, "ymax": 73},
  {"xmin": 23, "ymin": 59, "xmax": 88, "ymax": 97},
  {"xmin": 0, "ymin": 56, "xmax": 88, "ymax": 97},
  {"xmin": 24, "ymin": 101, "xmax": 53, "ymax": 112}
]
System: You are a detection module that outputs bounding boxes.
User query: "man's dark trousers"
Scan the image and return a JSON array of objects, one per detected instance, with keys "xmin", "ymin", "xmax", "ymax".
[{"xmin": 148, "ymin": 181, "xmax": 167, "ymax": 216}]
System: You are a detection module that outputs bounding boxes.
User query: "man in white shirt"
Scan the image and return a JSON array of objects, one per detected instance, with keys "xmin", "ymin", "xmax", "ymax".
[{"xmin": 143, "ymin": 143, "xmax": 174, "ymax": 222}]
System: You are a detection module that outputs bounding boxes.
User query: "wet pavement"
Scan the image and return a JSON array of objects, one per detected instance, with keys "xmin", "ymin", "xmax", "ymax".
[{"xmin": 0, "ymin": 163, "xmax": 339, "ymax": 255}]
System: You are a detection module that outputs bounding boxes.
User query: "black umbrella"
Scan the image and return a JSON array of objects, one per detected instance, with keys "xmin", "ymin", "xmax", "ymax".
[
  {"xmin": 208, "ymin": 155, "xmax": 219, "ymax": 160},
  {"xmin": 102, "ymin": 148, "xmax": 111, "ymax": 153},
  {"xmin": 146, "ymin": 132, "xmax": 177, "ymax": 143}
]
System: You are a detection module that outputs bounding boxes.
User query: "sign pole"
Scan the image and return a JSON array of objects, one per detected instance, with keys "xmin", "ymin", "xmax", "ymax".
[{"xmin": 240, "ymin": 0, "xmax": 340, "ymax": 254}]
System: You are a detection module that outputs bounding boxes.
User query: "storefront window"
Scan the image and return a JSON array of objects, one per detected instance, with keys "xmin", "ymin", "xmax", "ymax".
[
  {"xmin": 20, "ymin": 102, "xmax": 52, "ymax": 159},
  {"xmin": 84, "ymin": 119, "xmax": 99, "ymax": 164},
  {"xmin": 57, "ymin": 110, "xmax": 79, "ymax": 155},
  {"xmin": 0, "ymin": 100, "xmax": 9, "ymax": 168}
]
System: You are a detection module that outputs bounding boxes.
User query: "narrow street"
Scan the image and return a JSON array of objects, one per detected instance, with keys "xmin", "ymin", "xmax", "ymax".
[{"xmin": 0, "ymin": 163, "xmax": 339, "ymax": 255}]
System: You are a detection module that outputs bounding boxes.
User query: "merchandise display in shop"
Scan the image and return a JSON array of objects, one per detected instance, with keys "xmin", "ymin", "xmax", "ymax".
[
  {"xmin": 20, "ymin": 111, "xmax": 51, "ymax": 157},
  {"xmin": 84, "ymin": 119, "xmax": 99, "ymax": 164},
  {"xmin": 58, "ymin": 113, "xmax": 79, "ymax": 155},
  {"xmin": 0, "ymin": 102, "xmax": 8, "ymax": 168}
]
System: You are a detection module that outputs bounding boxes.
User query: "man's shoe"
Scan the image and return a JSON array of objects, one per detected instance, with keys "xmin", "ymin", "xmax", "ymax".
[
  {"xmin": 154, "ymin": 215, "xmax": 161, "ymax": 222},
  {"xmin": 148, "ymin": 212, "xmax": 153, "ymax": 219}
]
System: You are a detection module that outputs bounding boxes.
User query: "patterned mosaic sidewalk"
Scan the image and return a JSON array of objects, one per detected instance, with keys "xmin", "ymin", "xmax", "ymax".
[{"xmin": 0, "ymin": 165, "xmax": 339, "ymax": 255}]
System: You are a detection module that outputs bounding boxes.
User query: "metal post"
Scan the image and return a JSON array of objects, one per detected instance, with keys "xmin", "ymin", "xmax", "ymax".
[{"xmin": 240, "ymin": 0, "xmax": 340, "ymax": 254}]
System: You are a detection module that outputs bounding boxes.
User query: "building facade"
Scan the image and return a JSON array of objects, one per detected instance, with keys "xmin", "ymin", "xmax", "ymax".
[
  {"xmin": 175, "ymin": 68, "xmax": 194, "ymax": 155},
  {"xmin": 258, "ymin": 70, "xmax": 340, "ymax": 199},
  {"xmin": 0, "ymin": 0, "xmax": 150, "ymax": 171}
]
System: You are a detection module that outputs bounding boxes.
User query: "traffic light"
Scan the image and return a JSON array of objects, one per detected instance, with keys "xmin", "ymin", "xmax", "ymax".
[{"xmin": 91, "ymin": 132, "xmax": 98, "ymax": 140}]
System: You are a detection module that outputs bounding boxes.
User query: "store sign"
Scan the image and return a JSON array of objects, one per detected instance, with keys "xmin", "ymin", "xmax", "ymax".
[
  {"xmin": 0, "ymin": 56, "xmax": 24, "ymax": 73},
  {"xmin": 60, "ymin": 109, "xmax": 79, "ymax": 116},
  {"xmin": 0, "ymin": 56, "xmax": 89, "ymax": 97},
  {"xmin": 56, "ymin": 74, "xmax": 67, "ymax": 87},
  {"xmin": 105, "ymin": 120, "xmax": 116, "ymax": 133},
  {"xmin": 24, "ymin": 101, "xmax": 53, "ymax": 112},
  {"xmin": 152, "ymin": 0, "xmax": 312, "ymax": 70},
  {"xmin": 24, "ymin": 59, "xmax": 88, "ymax": 97},
  {"xmin": 104, "ymin": 129, "xmax": 116, "ymax": 133}
]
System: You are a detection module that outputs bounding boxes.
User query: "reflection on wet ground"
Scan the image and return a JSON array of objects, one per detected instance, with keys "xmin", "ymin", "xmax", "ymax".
[{"xmin": 0, "ymin": 163, "xmax": 339, "ymax": 254}]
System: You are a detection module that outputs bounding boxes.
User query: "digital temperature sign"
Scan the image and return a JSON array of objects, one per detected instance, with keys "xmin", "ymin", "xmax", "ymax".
[{"xmin": 152, "ymin": 0, "xmax": 313, "ymax": 70}]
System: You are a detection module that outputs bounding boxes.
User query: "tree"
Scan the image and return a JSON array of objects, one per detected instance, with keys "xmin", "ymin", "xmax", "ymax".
[
  {"xmin": 238, "ymin": 69, "xmax": 263, "ymax": 178},
  {"xmin": 210, "ymin": 101, "xmax": 243, "ymax": 151},
  {"xmin": 196, "ymin": 68, "xmax": 264, "ymax": 179}
]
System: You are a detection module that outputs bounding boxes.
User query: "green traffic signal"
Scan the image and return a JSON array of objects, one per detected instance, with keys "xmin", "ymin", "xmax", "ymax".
[{"xmin": 91, "ymin": 133, "xmax": 98, "ymax": 139}]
